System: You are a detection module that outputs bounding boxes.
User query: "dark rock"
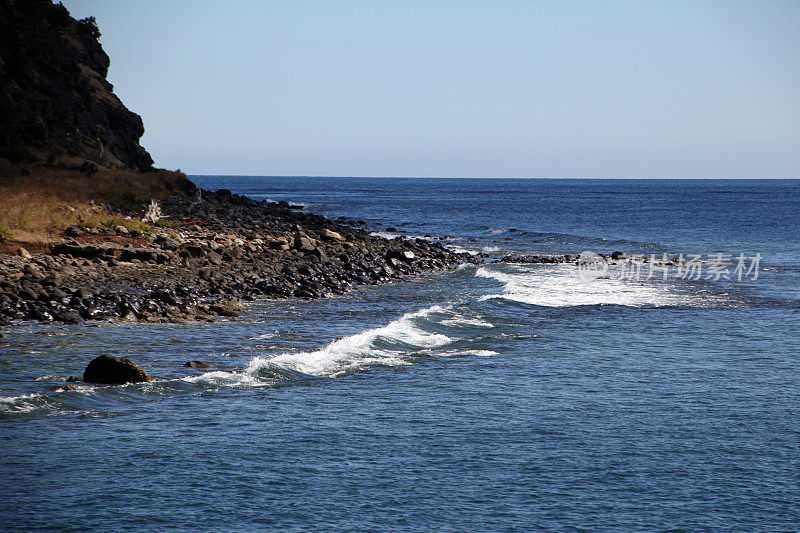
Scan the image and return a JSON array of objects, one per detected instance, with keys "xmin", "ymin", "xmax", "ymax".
[
  {"xmin": 80, "ymin": 160, "xmax": 99, "ymax": 176},
  {"xmin": 294, "ymin": 233, "xmax": 316, "ymax": 252},
  {"xmin": 55, "ymin": 311, "xmax": 84, "ymax": 325},
  {"xmin": 386, "ymin": 249, "xmax": 416, "ymax": 263},
  {"xmin": 66, "ymin": 376, "xmax": 82, "ymax": 382},
  {"xmin": 53, "ymin": 384, "xmax": 79, "ymax": 392},
  {"xmin": 311, "ymin": 247, "xmax": 329, "ymax": 263},
  {"xmin": 0, "ymin": 0, "xmax": 154, "ymax": 168},
  {"xmin": 155, "ymin": 235, "xmax": 180, "ymax": 250},
  {"xmin": 83, "ymin": 354, "xmax": 152, "ymax": 384},
  {"xmin": 294, "ymin": 288, "xmax": 316, "ymax": 298},
  {"xmin": 611, "ymin": 251, "xmax": 627, "ymax": 260},
  {"xmin": 184, "ymin": 360, "xmax": 212, "ymax": 369},
  {"xmin": 208, "ymin": 300, "xmax": 243, "ymax": 317},
  {"xmin": 65, "ymin": 225, "xmax": 84, "ymax": 237}
]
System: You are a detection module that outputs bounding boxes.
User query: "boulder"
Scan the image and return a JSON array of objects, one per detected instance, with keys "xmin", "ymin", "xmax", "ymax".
[
  {"xmin": 293, "ymin": 233, "xmax": 316, "ymax": 252},
  {"xmin": 268, "ymin": 237, "xmax": 290, "ymax": 250},
  {"xmin": 311, "ymin": 247, "xmax": 329, "ymax": 263},
  {"xmin": 386, "ymin": 249, "xmax": 416, "ymax": 263},
  {"xmin": 65, "ymin": 225, "xmax": 84, "ymax": 237},
  {"xmin": 320, "ymin": 229, "xmax": 344, "ymax": 242},
  {"xmin": 55, "ymin": 311, "xmax": 84, "ymax": 325},
  {"xmin": 611, "ymin": 251, "xmax": 627, "ymax": 260},
  {"xmin": 83, "ymin": 354, "xmax": 152, "ymax": 384},
  {"xmin": 208, "ymin": 300, "xmax": 244, "ymax": 317},
  {"xmin": 17, "ymin": 247, "xmax": 32, "ymax": 259}
]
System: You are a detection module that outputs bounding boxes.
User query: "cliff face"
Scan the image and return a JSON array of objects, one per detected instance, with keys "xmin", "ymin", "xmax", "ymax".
[{"xmin": 0, "ymin": 0, "xmax": 154, "ymax": 169}]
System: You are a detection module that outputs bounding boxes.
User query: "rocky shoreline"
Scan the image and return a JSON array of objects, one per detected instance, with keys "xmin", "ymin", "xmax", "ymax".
[{"xmin": 0, "ymin": 188, "xmax": 484, "ymax": 325}]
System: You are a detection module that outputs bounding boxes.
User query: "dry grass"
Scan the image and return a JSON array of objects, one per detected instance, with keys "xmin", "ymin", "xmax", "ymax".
[
  {"xmin": 0, "ymin": 158, "xmax": 194, "ymax": 240},
  {"xmin": 0, "ymin": 187, "xmax": 150, "ymax": 237}
]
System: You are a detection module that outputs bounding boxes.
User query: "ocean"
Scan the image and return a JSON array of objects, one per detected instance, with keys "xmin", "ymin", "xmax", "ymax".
[{"xmin": 2, "ymin": 177, "xmax": 799, "ymax": 531}]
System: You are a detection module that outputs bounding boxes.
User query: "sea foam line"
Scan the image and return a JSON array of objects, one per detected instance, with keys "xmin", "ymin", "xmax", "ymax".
[{"xmin": 476, "ymin": 264, "xmax": 693, "ymax": 307}]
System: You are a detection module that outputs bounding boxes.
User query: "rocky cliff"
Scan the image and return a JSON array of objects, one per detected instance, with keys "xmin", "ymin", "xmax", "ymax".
[{"xmin": 0, "ymin": 0, "xmax": 154, "ymax": 169}]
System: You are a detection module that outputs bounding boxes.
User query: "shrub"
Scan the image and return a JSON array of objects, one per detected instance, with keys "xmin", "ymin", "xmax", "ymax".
[
  {"xmin": 0, "ymin": 221, "xmax": 12, "ymax": 242},
  {"xmin": 78, "ymin": 16, "xmax": 101, "ymax": 39}
]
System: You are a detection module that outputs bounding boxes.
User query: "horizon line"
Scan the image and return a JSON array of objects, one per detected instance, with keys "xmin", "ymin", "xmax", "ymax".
[{"xmin": 185, "ymin": 174, "xmax": 800, "ymax": 180}]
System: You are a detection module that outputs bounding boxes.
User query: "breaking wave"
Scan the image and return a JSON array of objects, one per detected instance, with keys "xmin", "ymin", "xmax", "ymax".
[{"xmin": 475, "ymin": 264, "xmax": 704, "ymax": 307}]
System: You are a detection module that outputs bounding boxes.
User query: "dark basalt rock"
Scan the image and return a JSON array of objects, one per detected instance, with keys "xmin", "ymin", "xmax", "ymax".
[
  {"xmin": 0, "ymin": 0, "xmax": 154, "ymax": 169},
  {"xmin": 83, "ymin": 354, "xmax": 152, "ymax": 384},
  {"xmin": 184, "ymin": 360, "xmax": 212, "ymax": 369},
  {"xmin": 55, "ymin": 311, "xmax": 84, "ymax": 324},
  {"xmin": 386, "ymin": 249, "xmax": 415, "ymax": 263}
]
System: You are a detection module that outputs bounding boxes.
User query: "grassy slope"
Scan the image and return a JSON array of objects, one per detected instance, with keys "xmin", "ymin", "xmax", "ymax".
[{"xmin": 0, "ymin": 156, "xmax": 194, "ymax": 242}]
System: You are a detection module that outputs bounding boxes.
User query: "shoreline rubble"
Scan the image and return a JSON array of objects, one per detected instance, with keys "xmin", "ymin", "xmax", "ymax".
[{"xmin": 0, "ymin": 187, "xmax": 482, "ymax": 325}]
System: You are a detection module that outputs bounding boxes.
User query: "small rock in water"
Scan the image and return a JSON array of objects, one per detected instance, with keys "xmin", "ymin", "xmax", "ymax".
[
  {"xmin": 55, "ymin": 311, "xmax": 84, "ymax": 325},
  {"xmin": 83, "ymin": 354, "xmax": 152, "ymax": 385},
  {"xmin": 52, "ymin": 384, "xmax": 79, "ymax": 392},
  {"xmin": 184, "ymin": 360, "xmax": 212, "ymax": 369},
  {"xmin": 611, "ymin": 251, "xmax": 627, "ymax": 260}
]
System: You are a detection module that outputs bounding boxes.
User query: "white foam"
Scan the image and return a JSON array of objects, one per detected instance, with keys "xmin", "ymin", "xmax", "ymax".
[
  {"xmin": 369, "ymin": 231, "xmax": 439, "ymax": 242},
  {"xmin": 249, "ymin": 333, "xmax": 277, "ymax": 340},
  {"xmin": 370, "ymin": 231, "xmax": 402, "ymax": 240},
  {"xmin": 476, "ymin": 264, "xmax": 693, "ymax": 307},
  {"xmin": 446, "ymin": 245, "xmax": 480, "ymax": 256},
  {"xmin": 249, "ymin": 305, "xmax": 453, "ymax": 377},
  {"xmin": 180, "ymin": 370, "xmax": 264, "ymax": 388},
  {"xmin": 440, "ymin": 316, "xmax": 494, "ymax": 328},
  {"xmin": 437, "ymin": 349, "xmax": 499, "ymax": 357},
  {"xmin": 0, "ymin": 392, "xmax": 44, "ymax": 404},
  {"xmin": 482, "ymin": 246, "xmax": 501, "ymax": 252}
]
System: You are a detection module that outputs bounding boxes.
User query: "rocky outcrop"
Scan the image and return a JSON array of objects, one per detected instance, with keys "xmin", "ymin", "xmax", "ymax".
[
  {"xmin": 83, "ymin": 354, "xmax": 152, "ymax": 384},
  {"xmin": 0, "ymin": 0, "xmax": 154, "ymax": 169}
]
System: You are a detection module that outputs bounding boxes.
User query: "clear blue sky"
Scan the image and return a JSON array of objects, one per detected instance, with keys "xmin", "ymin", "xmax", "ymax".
[{"xmin": 63, "ymin": 0, "xmax": 799, "ymax": 178}]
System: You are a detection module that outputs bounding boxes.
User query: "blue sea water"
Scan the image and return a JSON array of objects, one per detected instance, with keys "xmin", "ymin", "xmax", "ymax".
[{"xmin": 2, "ymin": 178, "xmax": 799, "ymax": 531}]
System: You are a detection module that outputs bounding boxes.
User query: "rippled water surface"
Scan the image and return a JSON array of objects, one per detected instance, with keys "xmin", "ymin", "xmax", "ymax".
[{"xmin": 2, "ymin": 178, "xmax": 799, "ymax": 531}]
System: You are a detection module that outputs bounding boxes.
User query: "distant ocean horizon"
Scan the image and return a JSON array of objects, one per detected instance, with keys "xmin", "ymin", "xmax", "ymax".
[
  {"xmin": 189, "ymin": 174, "xmax": 800, "ymax": 179},
  {"xmin": 3, "ymin": 176, "xmax": 799, "ymax": 531}
]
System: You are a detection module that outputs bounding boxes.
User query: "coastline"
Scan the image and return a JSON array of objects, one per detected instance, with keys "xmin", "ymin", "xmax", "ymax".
[{"xmin": 0, "ymin": 186, "xmax": 482, "ymax": 325}]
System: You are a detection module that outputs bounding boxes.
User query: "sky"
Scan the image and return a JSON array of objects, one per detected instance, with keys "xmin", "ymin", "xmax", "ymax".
[{"xmin": 62, "ymin": 0, "xmax": 799, "ymax": 178}]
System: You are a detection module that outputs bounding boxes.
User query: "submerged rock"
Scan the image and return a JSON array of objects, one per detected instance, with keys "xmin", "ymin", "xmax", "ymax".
[
  {"xmin": 184, "ymin": 360, "xmax": 212, "ymax": 369},
  {"xmin": 83, "ymin": 354, "xmax": 152, "ymax": 384}
]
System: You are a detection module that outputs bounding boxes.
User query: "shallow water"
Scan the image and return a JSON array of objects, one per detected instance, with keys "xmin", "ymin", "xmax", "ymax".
[{"xmin": 2, "ymin": 178, "xmax": 799, "ymax": 531}]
